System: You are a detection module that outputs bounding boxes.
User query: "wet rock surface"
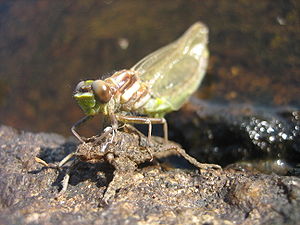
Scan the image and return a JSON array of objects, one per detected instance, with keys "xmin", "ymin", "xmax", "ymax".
[
  {"xmin": 168, "ymin": 99, "xmax": 300, "ymax": 175},
  {"xmin": 0, "ymin": 125, "xmax": 300, "ymax": 225}
]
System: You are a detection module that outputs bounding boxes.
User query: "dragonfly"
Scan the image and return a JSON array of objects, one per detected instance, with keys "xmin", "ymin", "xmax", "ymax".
[{"xmin": 72, "ymin": 22, "xmax": 209, "ymax": 144}]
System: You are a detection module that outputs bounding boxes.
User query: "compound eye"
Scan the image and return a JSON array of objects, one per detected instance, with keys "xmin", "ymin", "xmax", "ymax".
[
  {"xmin": 92, "ymin": 80, "xmax": 112, "ymax": 103},
  {"xmin": 75, "ymin": 81, "xmax": 85, "ymax": 92}
]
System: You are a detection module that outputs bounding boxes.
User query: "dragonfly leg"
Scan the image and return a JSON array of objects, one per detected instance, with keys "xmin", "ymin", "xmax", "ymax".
[
  {"xmin": 145, "ymin": 118, "xmax": 152, "ymax": 143},
  {"xmin": 34, "ymin": 152, "xmax": 75, "ymax": 169},
  {"xmin": 162, "ymin": 145, "xmax": 222, "ymax": 171},
  {"xmin": 58, "ymin": 152, "xmax": 76, "ymax": 167},
  {"xmin": 57, "ymin": 158, "xmax": 80, "ymax": 197},
  {"xmin": 110, "ymin": 114, "xmax": 119, "ymax": 131},
  {"xmin": 115, "ymin": 114, "xmax": 168, "ymax": 143},
  {"xmin": 35, "ymin": 153, "xmax": 78, "ymax": 196},
  {"xmin": 99, "ymin": 127, "xmax": 115, "ymax": 152},
  {"xmin": 71, "ymin": 115, "xmax": 93, "ymax": 143},
  {"xmin": 162, "ymin": 117, "xmax": 168, "ymax": 143}
]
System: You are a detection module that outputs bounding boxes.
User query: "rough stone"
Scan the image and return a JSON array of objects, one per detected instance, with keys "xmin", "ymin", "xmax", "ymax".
[{"xmin": 0, "ymin": 125, "xmax": 299, "ymax": 224}]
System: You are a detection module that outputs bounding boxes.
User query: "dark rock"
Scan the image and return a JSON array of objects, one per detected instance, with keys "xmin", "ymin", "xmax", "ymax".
[
  {"xmin": 168, "ymin": 99, "xmax": 300, "ymax": 175},
  {"xmin": 0, "ymin": 125, "xmax": 299, "ymax": 224}
]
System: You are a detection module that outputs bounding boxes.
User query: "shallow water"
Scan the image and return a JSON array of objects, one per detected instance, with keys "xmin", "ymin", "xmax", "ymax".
[{"xmin": 0, "ymin": 0, "xmax": 299, "ymax": 137}]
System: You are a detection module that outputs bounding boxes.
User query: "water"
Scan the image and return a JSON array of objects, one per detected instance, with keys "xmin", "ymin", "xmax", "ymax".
[{"xmin": 0, "ymin": 0, "xmax": 299, "ymax": 137}]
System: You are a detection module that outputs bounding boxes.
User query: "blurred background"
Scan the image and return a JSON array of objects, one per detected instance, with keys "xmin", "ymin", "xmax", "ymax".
[{"xmin": 0, "ymin": 0, "xmax": 299, "ymax": 138}]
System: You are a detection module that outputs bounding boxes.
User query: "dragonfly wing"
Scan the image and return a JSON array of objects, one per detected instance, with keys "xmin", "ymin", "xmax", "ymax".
[
  {"xmin": 131, "ymin": 41, "xmax": 177, "ymax": 79},
  {"xmin": 132, "ymin": 22, "xmax": 209, "ymax": 110}
]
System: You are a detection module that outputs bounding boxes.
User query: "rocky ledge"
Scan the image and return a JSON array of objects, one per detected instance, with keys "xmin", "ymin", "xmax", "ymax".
[{"xmin": 0, "ymin": 125, "xmax": 299, "ymax": 225}]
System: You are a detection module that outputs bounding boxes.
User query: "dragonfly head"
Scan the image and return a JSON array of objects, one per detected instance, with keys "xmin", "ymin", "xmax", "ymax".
[{"xmin": 73, "ymin": 80, "xmax": 113, "ymax": 116}]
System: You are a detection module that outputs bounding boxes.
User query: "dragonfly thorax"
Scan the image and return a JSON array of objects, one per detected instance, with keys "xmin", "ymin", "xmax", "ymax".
[
  {"xmin": 73, "ymin": 70, "xmax": 153, "ymax": 117},
  {"xmin": 104, "ymin": 70, "xmax": 152, "ymax": 113}
]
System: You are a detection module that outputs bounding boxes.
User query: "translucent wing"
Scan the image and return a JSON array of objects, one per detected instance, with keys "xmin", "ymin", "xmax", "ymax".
[{"xmin": 131, "ymin": 22, "xmax": 209, "ymax": 110}]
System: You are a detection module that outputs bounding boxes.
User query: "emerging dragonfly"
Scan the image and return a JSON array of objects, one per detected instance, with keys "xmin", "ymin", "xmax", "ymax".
[{"xmin": 72, "ymin": 22, "xmax": 209, "ymax": 143}]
